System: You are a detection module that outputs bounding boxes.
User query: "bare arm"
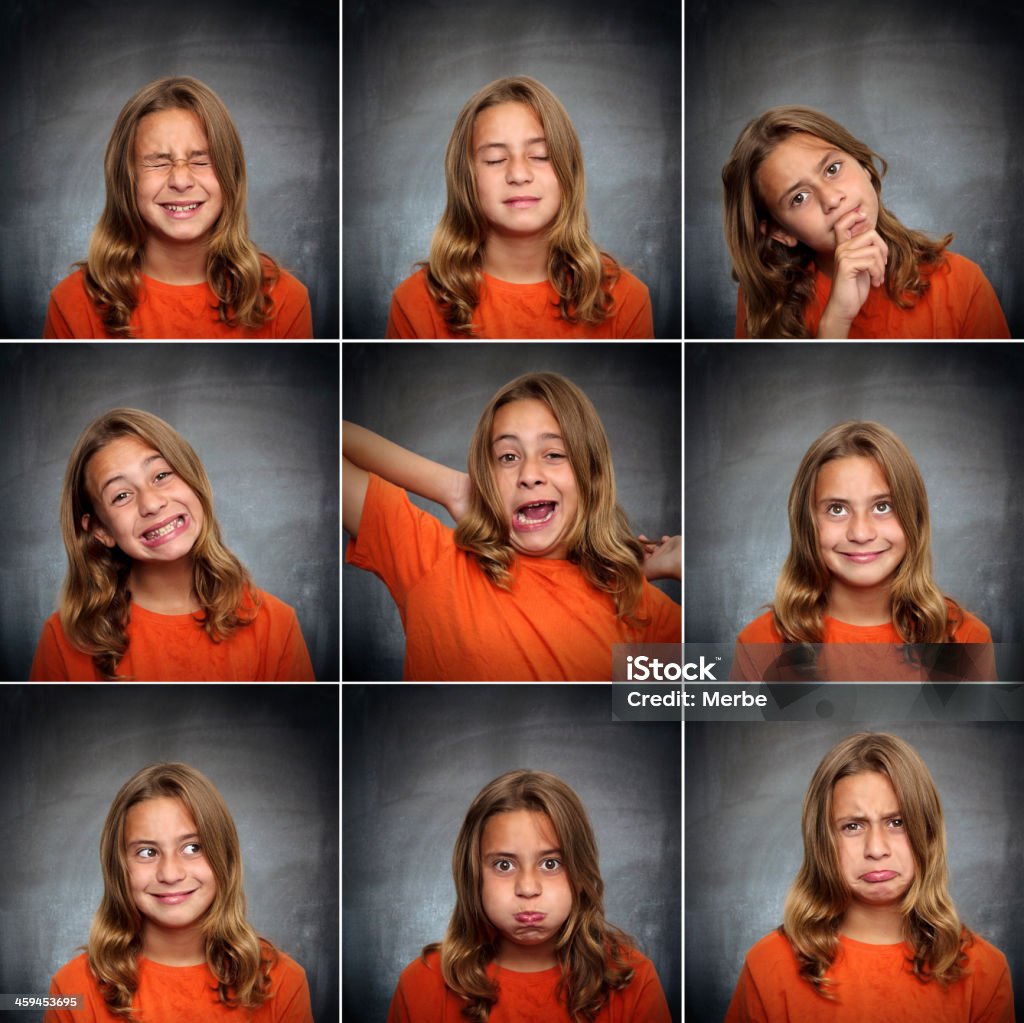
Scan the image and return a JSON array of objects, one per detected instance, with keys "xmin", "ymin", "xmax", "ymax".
[{"xmin": 342, "ymin": 421, "xmax": 470, "ymax": 536}]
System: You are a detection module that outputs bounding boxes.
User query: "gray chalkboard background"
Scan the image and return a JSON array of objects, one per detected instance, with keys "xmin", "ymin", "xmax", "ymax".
[
  {"xmin": 343, "ymin": 0, "xmax": 681, "ymax": 339},
  {"xmin": 1, "ymin": 343, "xmax": 339, "ymax": 681},
  {"xmin": 685, "ymin": 0, "xmax": 1024, "ymax": 338},
  {"xmin": 685, "ymin": 343, "xmax": 1023, "ymax": 646},
  {"xmin": 343, "ymin": 684, "xmax": 681, "ymax": 1022},
  {"xmin": 1, "ymin": 0, "xmax": 339, "ymax": 339},
  {"xmin": 686, "ymin": 720, "xmax": 1024, "ymax": 1021},
  {"xmin": 342, "ymin": 342, "xmax": 682, "ymax": 680},
  {"xmin": 0, "ymin": 684, "xmax": 339, "ymax": 1023}
]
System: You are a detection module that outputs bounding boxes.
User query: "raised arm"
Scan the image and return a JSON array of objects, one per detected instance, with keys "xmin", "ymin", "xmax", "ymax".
[{"xmin": 342, "ymin": 421, "xmax": 470, "ymax": 536}]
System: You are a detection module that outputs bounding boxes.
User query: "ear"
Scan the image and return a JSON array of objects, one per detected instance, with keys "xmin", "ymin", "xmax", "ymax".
[
  {"xmin": 759, "ymin": 218, "xmax": 798, "ymax": 248},
  {"xmin": 82, "ymin": 512, "xmax": 116, "ymax": 549}
]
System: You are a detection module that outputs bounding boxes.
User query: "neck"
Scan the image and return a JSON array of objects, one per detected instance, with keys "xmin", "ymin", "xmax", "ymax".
[
  {"xmin": 839, "ymin": 902, "xmax": 905, "ymax": 944},
  {"xmin": 129, "ymin": 557, "xmax": 199, "ymax": 614},
  {"xmin": 481, "ymin": 233, "xmax": 550, "ymax": 284},
  {"xmin": 816, "ymin": 251, "xmax": 836, "ymax": 278},
  {"xmin": 496, "ymin": 938, "xmax": 558, "ymax": 972},
  {"xmin": 141, "ymin": 235, "xmax": 210, "ymax": 285},
  {"xmin": 826, "ymin": 580, "xmax": 893, "ymax": 627},
  {"xmin": 141, "ymin": 920, "xmax": 206, "ymax": 966}
]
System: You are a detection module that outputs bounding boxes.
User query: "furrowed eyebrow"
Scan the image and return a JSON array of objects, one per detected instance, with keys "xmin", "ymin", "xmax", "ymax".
[
  {"xmin": 778, "ymin": 150, "xmax": 840, "ymax": 206},
  {"xmin": 141, "ymin": 149, "xmax": 209, "ymax": 161}
]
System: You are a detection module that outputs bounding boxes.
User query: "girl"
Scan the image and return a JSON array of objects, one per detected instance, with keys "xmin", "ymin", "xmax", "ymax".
[
  {"xmin": 343, "ymin": 371, "xmax": 681, "ymax": 680},
  {"xmin": 45, "ymin": 762, "xmax": 314, "ymax": 1022},
  {"xmin": 732, "ymin": 421, "xmax": 994, "ymax": 682},
  {"xmin": 722, "ymin": 106, "xmax": 1010, "ymax": 339},
  {"xmin": 44, "ymin": 76, "xmax": 312, "ymax": 339},
  {"xmin": 386, "ymin": 76, "xmax": 654, "ymax": 339},
  {"xmin": 30, "ymin": 407, "xmax": 315, "ymax": 681},
  {"xmin": 388, "ymin": 769, "xmax": 672, "ymax": 1021},
  {"xmin": 725, "ymin": 732, "xmax": 1015, "ymax": 1022}
]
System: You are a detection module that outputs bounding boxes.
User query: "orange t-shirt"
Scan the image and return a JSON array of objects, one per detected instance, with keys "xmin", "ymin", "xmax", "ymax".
[
  {"xmin": 385, "ymin": 266, "xmax": 653, "ymax": 338},
  {"xmin": 43, "ymin": 266, "xmax": 312, "ymax": 339},
  {"xmin": 29, "ymin": 590, "xmax": 315, "ymax": 681},
  {"xmin": 731, "ymin": 608, "xmax": 995, "ymax": 682},
  {"xmin": 45, "ymin": 949, "xmax": 313, "ymax": 1023},
  {"xmin": 725, "ymin": 929, "xmax": 1014, "ymax": 1023},
  {"xmin": 345, "ymin": 474, "xmax": 681, "ymax": 680},
  {"xmin": 388, "ymin": 948, "xmax": 672, "ymax": 1023},
  {"xmin": 735, "ymin": 251, "xmax": 1010, "ymax": 338}
]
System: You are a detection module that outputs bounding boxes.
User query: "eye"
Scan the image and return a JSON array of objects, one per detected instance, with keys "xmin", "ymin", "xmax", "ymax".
[
  {"xmin": 189, "ymin": 160, "xmax": 211, "ymax": 169},
  {"xmin": 530, "ymin": 154, "xmax": 550, "ymax": 162},
  {"xmin": 484, "ymin": 158, "xmax": 506, "ymax": 167},
  {"xmin": 888, "ymin": 818, "xmax": 904, "ymax": 829},
  {"xmin": 791, "ymin": 191, "xmax": 809, "ymax": 208},
  {"xmin": 840, "ymin": 821, "xmax": 862, "ymax": 833},
  {"xmin": 493, "ymin": 858, "xmax": 514, "ymax": 873},
  {"xmin": 183, "ymin": 842, "xmax": 202, "ymax": 855},
  {"xmin": 111, "ymin": 491, "xmax": 131, "ymax": 505},
  {"xmin": 541, "ymin": 857, "xmax": 562, "ymax": 871},
  {"xmin": 496, "ymin": 452, "xmax": 519, "ymax": 464},
  {"xmin": 145, "ymin": 162, "xmax": 172, "ymax": 171},
  {"xmin": 825, "ymin": 161, "xmax": 841, "ymax": 176},
  {"xmin": 874, "ymin": 501, "xmax": 892, "ymax": 514},
  {"xmin": 154, "ymin": 470, "xmax": 174, "ymax": 483},
  {"xmin": 826, "ymin": 502, "xmax": 846, "ymax": 517},
  {"xmin": 136, "ymin": 846, "xmax": 157, "ymax": 859}
]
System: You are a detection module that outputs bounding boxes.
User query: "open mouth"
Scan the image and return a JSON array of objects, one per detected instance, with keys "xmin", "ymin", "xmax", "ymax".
[
  {"xmin": 159, "ymin": 201, "xmax": 205, "ymax": 219},
  {"xmin": 141, "ymin": 515, "xmax": 187, "ymax": 544},
  {"xmin": 513, "ymin": 501, "xmax": 557, "ymax": 529}
]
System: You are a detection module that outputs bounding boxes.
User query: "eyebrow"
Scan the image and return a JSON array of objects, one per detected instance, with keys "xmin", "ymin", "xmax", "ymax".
[
  {"xmin": 141, "ymin": 149, "xmax": 209, "ymax": 161},
  {"xmin": 833, "ymin": 809, "xmax": 901, "ymax": 822},
  {"xmin": 482, "ymin": 847, "xmax": 563, "ymax": 859},
  {"xmin": 777, "ymin": 150, "xmax": 841, "ymax": 206},
  {"xmin": 818, "ymin": 492, "xmax": 892, "ymax": 504},
  {"xmin": 475, "ymin": 137, "xmax": 547, "ymax": 155},
  {"xmin": 126, "ymin": 832, "xmax": 201, "ymax": 847},
  {"xmin": 492, "ymin": 432, "xmax": 563, "ymax": 445},
  {"xmin": 99, "ymin": 454, "xmax": 166, "ymax": 495}
]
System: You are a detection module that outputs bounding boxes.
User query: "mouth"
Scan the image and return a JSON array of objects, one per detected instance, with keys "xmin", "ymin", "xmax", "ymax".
[
  {"xmin": 860, "ymin": 871, "xmax": 898, "ymax": 883},
  {"xmin": 503, "ymin": 196, "xmax": 540, "ymax": 209},
  {"xmin": 158, "ymin": 201, "xmax": 205, "ymax": 219},
  {"xmin": 150, "ymin": 889, "xmax": 197, "ymax": 904},
  {"xmin": 512, "ymin": 500, "xmax": 557, "ymax": 532},
  {"xmin": 139, "ymin": 514, "xmax": 188, "ymax": 546},
  {"xmin": 837, "ymin": 549, "xmax": 889, "ymax": 564},
  {"xmin": 514, "ymin": 912, "xmax": 547, "ymax": 924}
]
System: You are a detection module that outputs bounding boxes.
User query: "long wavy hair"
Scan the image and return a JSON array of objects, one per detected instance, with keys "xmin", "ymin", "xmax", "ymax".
[
  {"xmin": 723, "ymin": 106, "xmax": 953, "ymax": 338},
  {"xmin": 59, "ymin": 408, "xmax": 257, "ymax": 679},
  {"xmin": 425, "ymin": 770, "xmax": 637, "ymax": 1021},
  {"xmin": 782, "ymin": 733, "xmax": 970, "ymax": 997},
  {"xmin": 453, "ymin": 373, "xmax": 647, "ymax": 624},
  {"xmin": 771, "ymin": 421, "xmax": 961, "ymax": 644},
  {"xmin": 87, "ymin": 763, "xmax": 276, "ymax": 1019},
  {"xmin": 79, "ymin": 76, "xmax": 278, "ymax": 337},
  {"xmin": 423, "ymin": 76, "xmax": 619, "ymax": 337}
]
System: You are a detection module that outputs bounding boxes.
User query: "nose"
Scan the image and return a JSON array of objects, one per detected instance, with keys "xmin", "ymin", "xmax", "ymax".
[
  {"xmin": 517, "ymin": 453, "xmax": 546, "ymax": 489},
  {"xmin": 166, "ymin": 161, "xmax": 197, "ymax": 191},
  {"xmin": 846, "ymin": 509, "xmax": 877, "ymax": 543},
  {"xmin": 137, "ymin": 484, "xmax": 167, "ymax": 516},
  {"xmin": 155, "ymin": 853, "xmax": 186, "ymax": 884},
  {"xmin": 505, "ymin": 153, "xmax": 534, "ymax": 186},
  {"xmin": 515, "ymin": 866, "xmax": 542, "ymax": 898},
  {"xmin": 864, "ymin": 823, "xmax": 891, "ymax": 859},
  {"xmin": 821, "ymin": 180, "xmax": 845, "ymax": 214}
]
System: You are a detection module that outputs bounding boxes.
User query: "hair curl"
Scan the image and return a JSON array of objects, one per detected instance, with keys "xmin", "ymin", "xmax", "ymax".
[{"xmin": 723, "ymin": 106, "xmax": 952, "ymax": 338}]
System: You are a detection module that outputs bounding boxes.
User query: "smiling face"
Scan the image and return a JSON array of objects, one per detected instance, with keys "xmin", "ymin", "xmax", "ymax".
[
  {"xmin": 756, "ymin": 132, "xmax": 878, "ymax": 257},
  {"xmin": 125, "ymin": 796, "xmax": 217, "ymax": 948},
  {"xmin": 472, "ymin": 102, "xmax": 561, "ymax": 240},
  {"xmin": 134, "ymin": 108, "xmax": 223, "ymax": 248},
  {"xmin": 83, "ymin": 434, "xmax": 204, "ymax": 563},
  {"xmin": 815, "ymin": 455, "xmax": 907, "ymax": 597},
  {"xmin": 491, "ymin": 398, "xmax": 579, "ymax": 560},
  {"xmin": 480, "ymin": 810, "xmax": 573, "ymax": 969},
  {"xmin": 832, "ymin": 771, "xmax": 915, "ymax": 910}
]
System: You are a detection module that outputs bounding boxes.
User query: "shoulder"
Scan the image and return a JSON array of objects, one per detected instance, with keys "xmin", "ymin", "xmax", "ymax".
[
  {"xmin": 393, "ymin": 950, "xmax": 449, "ymax": 1007},
  {"xmin": 736, "ymin": 610, "xmax": 781, "ymax": 643},
  {"xmin": 742, "ymin": 930, "xmax": 796, "ymax": 972},
  {"xmin": 51, "ymin": 952, "xmax": 94, "ymax": 989},
  {"xmin": 250, "ymin": 589, "xmax": 299, "ymax": 621},
  {"xmin": 268, "ymin": 946, "xmax": 309, "ymax": 987},
  {"xmin": 268, "ymin": 264, "xmax": 309, "ymax": 301},
  {"xmin": 936, "ymin": 250, "xmax": 986, "ymax": 281},
  {"xmin": 964, "ymin": 931, "xmax": 1010, "ymax": 973},
  {"xmin": 392, "ymin": 267, "xmax": 431, "ymax": 302},
  {"xmin": 949, "ymin": 601, "xmax": 991, "ymax": 642},
  {"xmin": 608, "ymin": 262, "xmax": 649, "ymax": 298},
  {"xmin": 50, "ymin": 267, "xmax": 89, "ymax": 303}
]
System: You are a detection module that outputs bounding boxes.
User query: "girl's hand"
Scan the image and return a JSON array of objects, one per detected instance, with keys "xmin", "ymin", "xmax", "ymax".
[
  {"xmin": 638, "ymin": 534, "xmax": 681, "ymax": 581},
  {"xmin": 446, "ymin": 471, "xmax": 471, "ymax": 524},
  {"xmin": 817, "ymin": 208, "xmax": 888, "ymax": 338}
]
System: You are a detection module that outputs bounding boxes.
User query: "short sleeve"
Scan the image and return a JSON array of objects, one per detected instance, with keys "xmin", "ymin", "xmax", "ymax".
[{"xmin": 272, "ymin": 272, "xmax": 313, "ymax": 338}]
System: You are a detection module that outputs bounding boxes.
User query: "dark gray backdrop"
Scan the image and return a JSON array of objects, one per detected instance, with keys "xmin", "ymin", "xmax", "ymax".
[
  {"xmin": 0, "ymin": 684, "xmax": 339, "ymax": 1023},
  {"xmin": 685, "ymin": 0, "xmax": 1024, "ymax": 338},
  {"xmin": 684, "ymin": 343, "xmax": 1023, "ymax": 646},
  {"xmin": 0, "ymin": 0, "xmax": 339, "ymax": 339},
  {"xmin": 685, "ymin": 720, "xmax": 1024, "ymax": 1021},
  {"xmin": 343, "ymin": 684, "xmax": 681, "ymax": 1022},
  {"xmin": 343, "ymin": 0, "xmax": 681, "ymax": 339},
  {"xmin": 1, "ymin": 343, "xmax": 339, "ymax": 681},
  {"xmin": 342, "ymin": 341, "xmax": 682, "ymax": 680}
]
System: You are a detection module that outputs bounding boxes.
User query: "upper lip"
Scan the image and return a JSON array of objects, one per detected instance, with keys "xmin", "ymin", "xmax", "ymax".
[
  {"xmin": 139, "ymin": 513, "xmax": 185, "ymax": 537},
  {"xmin": 515, "ymin": 911, "xmax": 546, "ymax": 919},
  {"xmin": 151, "ymin": 889, "xmax": 197, "ymax": 896},
  {"xmin": 158, "ymin": 199, "xmax": 204, "ymax": 206},
  {"xmin": 515, "ymin": 499, "xmax": 557, "ymax": 512},
  {"xmin": 837, "ymin": 548, "xmax": 889, "ymax": 556},
  {"xmin": 504, "ymin": 195, "xmax": 540, "ymax": 202},
  {"xmin": 860, "ymin": 870, "xmax": 897, "ymax": 879}
]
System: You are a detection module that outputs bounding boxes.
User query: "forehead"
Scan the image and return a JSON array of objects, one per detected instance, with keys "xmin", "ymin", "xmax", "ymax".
[
  {"xmin": 86, "ymin": 434, "xmax": 163, "ymax": 489},
  {"xmin": 815, "ymin": 455, "xmax": 889, "ymax": 498},
  {"xmin": 491, "ymin": 398, "xmax": 561, "ymax": 440},
  {"xmin": 480, "ymin": 809, "xmax": 559, "ymax": 850},
  {"xmin": 756, "ymin": 132, "xmax": 836, "ymax": 198},
  {"xmin": 124, "ymin": 795, "xmax": 196, "ymax": 838},
  {"xmin": 472, "ymin": 101, "xmax": 544, "ymax": 148},
  {"xmin": 832, "ymin": 770, "xmax": 898, "ymax": 811},
  {"xmin": 134, "ymin": 108, "xmax": 208, "ymax": 155}
]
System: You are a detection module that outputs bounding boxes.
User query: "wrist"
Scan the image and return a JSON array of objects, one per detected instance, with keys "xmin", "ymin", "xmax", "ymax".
[{"xmin": 817, "ymin": 308, "xmax": 853, "ymax": 339}]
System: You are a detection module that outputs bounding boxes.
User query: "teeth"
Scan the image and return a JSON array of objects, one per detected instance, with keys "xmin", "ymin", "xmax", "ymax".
[
  {"xmin": 163, "ymin": 203, "xmax": 199, "ymax": 211},
  {"xmin": 145, "ymin": 516, "xmax": 184, "ymax": 540},
  {"xmin": 514, "ymin": 504, "xmax": 556, "ymax": 525}
]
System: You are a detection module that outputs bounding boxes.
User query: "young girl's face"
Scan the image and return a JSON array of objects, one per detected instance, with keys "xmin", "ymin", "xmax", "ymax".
[
  {"xmin": 832, "ymin": 771, "xmax": 915, "ymax": 910},
  {"xmin": 124, "ymin": 796, "xmax": 217, "ymax": 941},
  {"xmin": 490, "ymin": 398, "xmax": 579, "ymax": 559},
  {"xmin": 814, "ymin": 455, "xmax": 906, "ymax": 593},
  {"xmin": 134, "ymin": 108, "xmax": 223, "ymax": 247},
  {"xmin": 472, "ymin": 102, "xmax": 561, "ymax": 240},
  {"xmin": 83, "ymin": 434, "xmax": 204, "ymax": 563},
  {"xmin": 756, "ymin": 132, "xmax": 878, "ymax": 258},
  {"xmin": 480, "ymin": 809, "xmax": 573, "ymax": 966}
]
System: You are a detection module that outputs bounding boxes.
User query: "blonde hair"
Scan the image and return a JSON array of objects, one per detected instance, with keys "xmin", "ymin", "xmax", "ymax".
[
  {"xmin": 782, "ymin": 733, "xmax": 970, "ymax": 997},
  {"xmin": 80, "ymin": 76, "xmax": 279, "ymax": 337},
  {"xmin": 771, "ymin": 421, "xmax": 960, "ymax": 644},
  {"xmin": 722, "ymin": 106, "xmax": 953, "ymax": 338},
  {"xmin": 453, "ymin": 373, "xmax": 647, "ymax": 624},
  {"xmin": 426, "ymin": 770, "xmax": 637, "ymax": 1021},
  {"xmin": 59, "ymin": 407, "xmax": 257, "ymax": 679},
  {"xmin": 88, "ymin": 762, "xmax": 276, "ymax": 1019},
  {"xmin": 423, "ymin": 76, "xmax": 619, "ymax": 337}
]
